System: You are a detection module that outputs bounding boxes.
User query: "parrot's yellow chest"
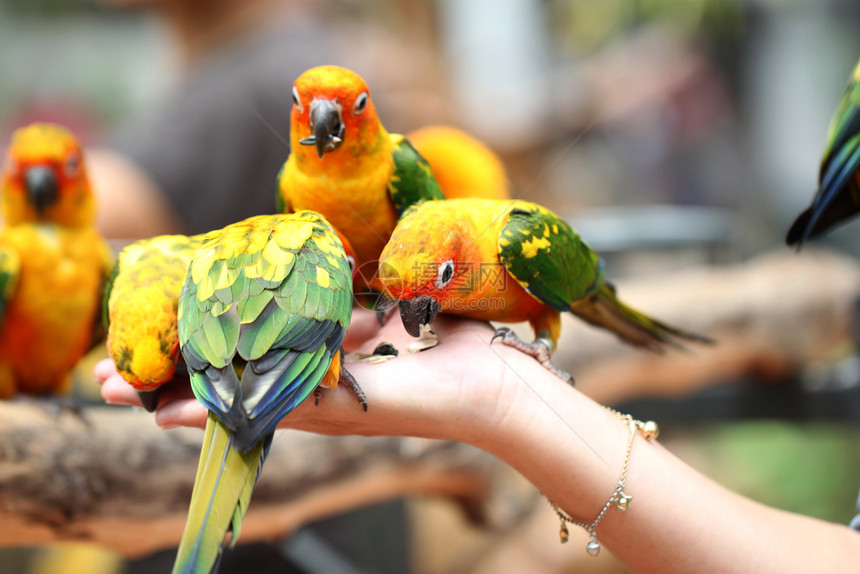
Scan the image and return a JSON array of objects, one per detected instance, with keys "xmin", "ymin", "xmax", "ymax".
[
  {"xmin": 280, "ymin": 147, "xmax": 399, "ymax": 268},
  {"xmin": 106, "ymin": 244, "xmax": 193, "ymax": 390},
  {"xmin": 0, "ymin": 224, "xmax": 107, "ymax": 395}
]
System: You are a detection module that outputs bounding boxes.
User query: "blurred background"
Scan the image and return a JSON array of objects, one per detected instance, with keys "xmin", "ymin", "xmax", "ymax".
[{"xmin": 2, "ymin": 0, "xmax": 860, "ymax": 572}]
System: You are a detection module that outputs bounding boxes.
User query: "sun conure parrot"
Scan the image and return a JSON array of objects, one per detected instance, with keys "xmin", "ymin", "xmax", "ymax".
[
  {"xmin": 407, "ymin": 125, "xmax": 511, "ymax": 200},
  {"xmin": 104, "ymin": 234, "xmax": 202, "ymax": 411},
  {"xmin": 0, "ymin": 123, "xmax": 112, "ymax": 398},
  {"xmin": 103, "ymin": 226, "xmax": 357, "ymax": 414},
  {"xmin": 378, "ymin": 198, "xmax": 712, "ymax": 381},
  {"xmin": 277, "ymin": 65, "xmax": 444, "ymax": 284},
  {"xmin": 787, "ymin": 57, "xmax": 860, "ymax": 247},
  {"xmin": 172, "ymin": 211, "xmax": 365, "ymax": 574}
]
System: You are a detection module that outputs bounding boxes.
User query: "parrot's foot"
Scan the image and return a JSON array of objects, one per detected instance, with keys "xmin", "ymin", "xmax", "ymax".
[
  {"xmin": 339, "ymin": 367, "xmax": 368, "ymax": 411},
  {"xmin": 313, "ymin": 368, "xmax": 368, "ymax": 411},
  {"xmin": 490, "ymin": 327, "xmax": 574, "ymax": 385}
]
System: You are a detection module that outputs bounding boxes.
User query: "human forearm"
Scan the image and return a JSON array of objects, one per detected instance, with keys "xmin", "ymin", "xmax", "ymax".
[
  {"xmin": 98, "ymin": 315, "xmax": 860, "ymax": 573},
  {"xmin": 456, "ymin": 355, "xmax": 860, "ymax": 573}
]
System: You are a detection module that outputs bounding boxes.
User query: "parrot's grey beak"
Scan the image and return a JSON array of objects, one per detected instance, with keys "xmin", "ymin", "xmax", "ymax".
[
  {"xmin": 25, "ymin": 165, "xmax": 59, "ymax": 214},
  {"xmin": 299, "ymin": 99, "xmax": 344, "ymax": 159},
  {"xmin": 399, "ymin": 295, "xmax": 439, "ymax": 337}
]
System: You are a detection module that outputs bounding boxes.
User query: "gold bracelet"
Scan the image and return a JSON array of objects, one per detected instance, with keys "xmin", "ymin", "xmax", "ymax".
[{"xmin": 546, "ymin": 409, "xmax": 659, "ymax": 556}]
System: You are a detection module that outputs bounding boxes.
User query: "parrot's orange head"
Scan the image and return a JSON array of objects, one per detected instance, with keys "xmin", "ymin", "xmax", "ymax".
[
  {"xmin": 379, "ymin": 211, "xmax": 468, "ymax": 336},
  {"xmin": 1, "ymin": 122, "xmax": 95, "ymax": 227},
  {"xmin": 290, "ymin": 65, "xmax": 385, "ymax": 161}
]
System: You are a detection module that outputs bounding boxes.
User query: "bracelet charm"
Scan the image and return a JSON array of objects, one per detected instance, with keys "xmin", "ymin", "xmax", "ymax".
[{"xmin": 547, "ymin": 409, "xmax": 659, "ymax": 556}]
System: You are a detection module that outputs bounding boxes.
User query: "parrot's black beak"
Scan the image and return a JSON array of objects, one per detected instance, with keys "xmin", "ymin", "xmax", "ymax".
[
  {"xmin": 137, "ymin": 389, "xmax": 162, "ymax": 413},
  {"xmin": 25, "ymin": 165, "xmax": 58, "ymax": 214},
  {"xmin": 299, "ymin": 99, "xmax": 345, "ymax": 159},
  {"xmin": 399, "ymin": 295, "xmax": 439, "ymax": 338}
]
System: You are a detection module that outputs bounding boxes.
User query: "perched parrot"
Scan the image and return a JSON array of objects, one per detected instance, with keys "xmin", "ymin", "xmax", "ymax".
[
  {"xmin": 172, "ymin": 211, "xmax": 365, "ymax": 574},
  {"xmin": 407, "ymin": 125, "xmax": 511, "ymax": 200},
  {"xmin": 379, "ymin": 199, "xmax": 711, "ymax": 381},
  {"xmin": 104, "ymin": 227, "xmax": 357, "ymax": 414},
  {"xmin": 104, "ymin": 234, "xmax": 202, "ymax": 411},
  {"xmin": 277, "ymin": 65, "xmax": 444, "ymax": 282},
  {"xmin": 787, "ymin": 57, "xmax": 860, "ymax": 247},
  {"xmin": 0, "ymin": 123, "xmax": 111, "ymax": 398}
]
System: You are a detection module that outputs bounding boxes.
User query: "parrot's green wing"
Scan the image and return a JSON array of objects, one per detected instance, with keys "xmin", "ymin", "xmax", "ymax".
[
  {"xmin": 497, "ymin": 202, "xmax": 603, "ymax": 311},
  {"xmin": 101, "ymin": 259, "xmax": 120, "ymax": 331},
  {"xmin": 388, "ymin": 134, "xmax": 445, "ymax": 215},
  {"xmin": 173, "ymin": 212, "xmax": 353, "ymax": 574},
  {"xmin": 787, "ymin": 59, "xmax": 860, "ymax": 246},
  {"xmin": 178, "ymin": 211, "xmax": 353, "ymax": 450},
  {"xmin": 0, "ymin": 244, "xmax": 20, "ymax": 323},
  {"xmin": 821, "ymin": 61, "xmax": 860, "ymax": 166}
]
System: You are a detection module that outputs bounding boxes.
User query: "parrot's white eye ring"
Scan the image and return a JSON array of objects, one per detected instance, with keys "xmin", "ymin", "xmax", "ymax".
[
  {"xmin": 292, "ymin": 87, "xmax": 303, "ymax": 112},
  {"xmin": 65, "ymin": 152, "xmax": 80, "ymax": 177},
  {"xmin": 346, "ymin": 254, "xmax": 356, "ymax": 273},
  {"xmin": 353, "ymin": 92, "xmax": 368, "ymax": 116},
  {"xmin": 435, "ymin": 259, "xmax": 454, "ymax": 289}
]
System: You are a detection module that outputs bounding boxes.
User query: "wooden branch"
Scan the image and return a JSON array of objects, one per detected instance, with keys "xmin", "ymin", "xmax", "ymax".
[
  {"xmin": 544, "ymin": 249, "xmax": 860, "ymax": 404},
  {"xmin": 4, "ymin": 249, "xmax": 856, "ymax": 555},
  {"xmin": 0, "ymin": 403, "xmax": 526, "ymax": 557}
]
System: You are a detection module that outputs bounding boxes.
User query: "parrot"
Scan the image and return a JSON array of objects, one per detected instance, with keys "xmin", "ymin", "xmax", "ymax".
[
  {"xmin": 407, "ymin": 125, "xmax": 511, "ymax": 200},
  {"xmin": 103, "ymin": 233, "xmax": 202, "ymax": 411},
  {"xmin": 103, "ymin": 226, "xmax": 358, "ymax": 414},
  {"xmin": 172, "ymin": 211, "xmax": 365, "ymax": 574},
  {"xmin": 378, "ymin": 198, "xmax": 712, "ymax": 381},
  {"xmin": 787, "ymin": 57, "xmax": 860, "ymax": 247},
  {"xmin": 0, "ymin": 123, "xmax": 112, "ymax": 398},
  {"xmin": 277, "ymin": 65, "xmax": 444, "ymax": 284}
]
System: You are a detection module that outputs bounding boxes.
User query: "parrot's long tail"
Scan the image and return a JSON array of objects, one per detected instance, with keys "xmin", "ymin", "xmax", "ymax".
[
  {"xmin": 570, "ymin": 283, "xmax": 713, "ymax": 353},
  {"xmin": 785, "ymin": 191, "xmax": 860, "ymax": 248},
  {"xmin": 172, "ymin": 413, "xmax": 269, "ymax": 574}
]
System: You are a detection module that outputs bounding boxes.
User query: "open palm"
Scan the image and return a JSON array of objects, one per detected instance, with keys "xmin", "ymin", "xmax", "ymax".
[{"xmin": 97, "ymin": 309, "xmax": 531, "ymax": 441}]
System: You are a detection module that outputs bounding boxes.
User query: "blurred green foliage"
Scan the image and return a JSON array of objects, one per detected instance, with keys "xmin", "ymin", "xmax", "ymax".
[
  {"xmin": 548, "ymin": 0, "xmax": 745, "ymax": 54},
  {"xmin": 686, "ymin": 421, "xmax": 860, "ymax": 524},
  {"xmin": 0, "ymin": 0, "xmax": 103, "ymax": 17}
]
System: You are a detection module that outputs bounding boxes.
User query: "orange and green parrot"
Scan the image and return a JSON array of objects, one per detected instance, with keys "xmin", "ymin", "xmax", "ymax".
[
  {"xmin": 277, "ymin": 65, "xmax": 444, "ymax": 281},
  {"xmin": 787, "ymin": 57, "xmax": 860, "ymax": 247},
  {"xmin": 0, "ymin": 123, "xmax": 112, "ymax": 398},
  {"xmin": 379, "ymin": 198, "xmax": 711, "ymax": 381},
  {"xmin": 407, "ymin": 125, "xmax": 511, "ymax": 200},
  {"xmin": 172, "ymin": 211, "xmax": 365, "ymax": 574},
  {"xmin": 104, "ymin": 234, "xmax": 202, "ymax": 411}
]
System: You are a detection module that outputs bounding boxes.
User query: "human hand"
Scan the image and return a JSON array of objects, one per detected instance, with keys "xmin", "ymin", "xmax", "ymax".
[{"xmin": 97, "ymin": 309, "xmax": 543, "ymax": 445}]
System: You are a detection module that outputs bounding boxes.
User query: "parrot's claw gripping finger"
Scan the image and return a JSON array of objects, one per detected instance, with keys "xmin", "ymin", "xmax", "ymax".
[
  {"xmin": 490, "ymin": 327, "xmax": 575, "ymax": 385},
  {"xmin": 339, "ymin": 367, "xmax": 368, "ymax": 412},
  {"xmin": 314, "ymin": 387, "xmax": 322, "ymax": 406}
]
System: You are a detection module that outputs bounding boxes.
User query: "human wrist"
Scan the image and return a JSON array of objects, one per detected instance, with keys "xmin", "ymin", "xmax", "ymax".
[
  {"xmin": 456, "ymin": 346, "xmax": 575, "ymax": 453},
  {"xmin": 466, "ymin": 364, "xmax": 638, "ymax": 522}
]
